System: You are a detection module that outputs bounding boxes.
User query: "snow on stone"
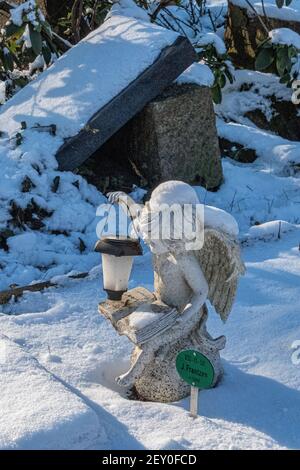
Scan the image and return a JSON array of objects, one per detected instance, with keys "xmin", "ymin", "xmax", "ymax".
[
  {"xmin": 0, "ymin": 13, "xmax": 178, "ymax": 140},
  {"xmin": 148, "ymin": 180, "xmax": 239, "ymax": 237},
  {"xmin": 177, "ymin": 62, "xmax": 214, "ymax": 87},
  {"xmin": 204, "ymin": 205, "xmax": 239, "ymax": 237},
  {"xmin": 245, "ymin": 220, "xmax": 296, "ymax": 242},
  {"xmin": 217, "ymin": 118, "xmax": 300, "ymax": 173},
  {"xmin": 129, "ymin": 304, "xmax": 162, "ymax": 330},
  {"xmin": 149, "ymin": 180, "xmax": 199, "ymax": 209},
  {"xmin": 108, "ymin": 0, "xmax": 150, "ymax": 22},
  {"xmin": 215, "ymin": 70, "xmax": 300, "ymax": 173},
  {"xmin": 0, "ymin": 333, "xmax": 102, "ymax": 449},
  {"xmin": 216, "ymin": 70, "xmax": 292, "ymax": 129},
  {"xmin": 231, "ymin": 0, "xmax": 300, "ymax": 22},
  {"xmin": 197, "ymin": 32, "xmax": 227, "ymax": 55}
]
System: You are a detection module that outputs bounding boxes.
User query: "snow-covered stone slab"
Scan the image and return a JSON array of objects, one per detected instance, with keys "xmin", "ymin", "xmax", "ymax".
[
  {"xmin": 0, "ymin": 9, "xmax": 195, "ymax": 172},
  {"xmin": 55, "ymin": 16, "xmax": 196, "ymax": 171},
  {"xmin": 0, "ymin": 334, "xmax": 103, "ymax": 449}
]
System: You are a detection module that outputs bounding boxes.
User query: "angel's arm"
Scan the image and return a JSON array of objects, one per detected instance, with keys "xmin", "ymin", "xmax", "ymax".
[
  {"xmin": 176, "ymin": 252, "xmax": 208, "ymax": 319},
  {"xmin": 107, "ymin": 191, "xmax": 143, "ymax": 221}
]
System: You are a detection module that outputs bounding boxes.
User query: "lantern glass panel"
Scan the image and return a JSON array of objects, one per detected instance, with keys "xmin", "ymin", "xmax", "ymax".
[{"xmin": 102, "ymin": 253, "xmax": 133, "ymax": 293}]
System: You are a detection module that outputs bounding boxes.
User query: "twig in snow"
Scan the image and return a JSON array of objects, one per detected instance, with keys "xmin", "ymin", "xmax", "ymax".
[
  {"xmin": 229, "ymin": 190, "xmax": 237, "ymax": 213},
  {"xmin": 207, "ymin": 9, "xmax": 216, "ymax": 33},
  {"xmin": 0, "ymin": 271, "xmax": 90, "ymax": 305},
  {"xmin": 278, "ymin": 220, "xmax": 281, "ymax": 240}
]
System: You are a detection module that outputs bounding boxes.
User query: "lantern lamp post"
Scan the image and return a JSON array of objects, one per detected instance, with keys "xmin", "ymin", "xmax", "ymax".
[{"xmin": 95, "ymin": 236, "xmax": 143, "ymax": 301}]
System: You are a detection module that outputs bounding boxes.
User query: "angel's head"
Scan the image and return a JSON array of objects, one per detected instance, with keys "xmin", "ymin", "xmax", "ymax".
[{"xmin": 136, "ymin": 181, "xmax": 204, "ymax": 254}]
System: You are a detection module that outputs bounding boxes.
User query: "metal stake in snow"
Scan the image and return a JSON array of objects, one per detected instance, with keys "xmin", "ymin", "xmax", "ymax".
[{"xmin": 176, "ymin": 350, "xmax": 215, "ymax": 418}]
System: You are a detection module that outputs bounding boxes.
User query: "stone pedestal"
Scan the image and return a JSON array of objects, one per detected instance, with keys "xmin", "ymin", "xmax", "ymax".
[
  {"xmin": 79, "ymin": 83, "xmax": 222, "ymax": 192},
  {"xmin": 127, "ymin": 83, "xmax": 222, "ymax": 191}
]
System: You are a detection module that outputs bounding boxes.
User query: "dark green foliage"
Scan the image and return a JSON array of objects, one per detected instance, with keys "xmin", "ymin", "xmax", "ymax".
[
  {"xmin": 275, "ymin": 0, "xmax": 293, "ymax": 8},
  {"xmin": 255, "ymin": 39, "xmax": 298, "ymax": 87},
  {"xmin": 0, "ymin": 0, "xmax": 62, "ymax": 102},
  {"xmin": 197, "ymin": 43, "xmax": 234, "ymax": 104}
]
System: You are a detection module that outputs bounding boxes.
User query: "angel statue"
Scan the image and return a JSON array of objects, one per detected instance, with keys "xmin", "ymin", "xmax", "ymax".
[{"xmin": 106, "ymin": 181, "xmax": 245, "ymax": 402}]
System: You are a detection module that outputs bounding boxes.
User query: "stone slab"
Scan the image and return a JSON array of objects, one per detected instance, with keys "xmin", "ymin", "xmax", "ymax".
[{"xmin": 56, "ymin": 36, "xmax": 196, "ymax": 171}]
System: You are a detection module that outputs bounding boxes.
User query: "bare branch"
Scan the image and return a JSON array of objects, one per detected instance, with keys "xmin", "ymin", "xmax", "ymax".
[
  {"xmin": 244, "ymin": 0, "xmax": 269, "ymax": 35},
  {"xmin": 71, "ymin": 0, "xmax": 84, "ymax": 43}
]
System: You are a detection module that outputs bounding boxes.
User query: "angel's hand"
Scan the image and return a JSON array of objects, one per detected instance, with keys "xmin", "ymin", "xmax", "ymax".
[
  {"xmin": 107, "ymin": 191, "xmax": 142, "ymax": 222},
  {"xmin": 107, "ymin": 191, "xmax": 128, "ymax": 205}
]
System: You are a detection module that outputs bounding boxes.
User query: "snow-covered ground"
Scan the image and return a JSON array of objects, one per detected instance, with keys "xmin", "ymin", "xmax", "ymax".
[
  {"xmin": 1, "ymin": 130, "xmax": 300, "ymax": 448},
  {"xmin": 1, "ymin": 206, "xmax": 299, "ymax": 449},
  {"xmin": 1, "ymin": 0, "xmax": 300, "ymax": 450}
]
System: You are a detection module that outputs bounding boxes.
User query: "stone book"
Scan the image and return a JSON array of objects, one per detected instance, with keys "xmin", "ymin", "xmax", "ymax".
[
  {"xmin": 98, "ymin": 287, "xmax": 178, "ymax": 345},
  {"xmin": 117, "ymin": 302, "xmax": 178, "ymax": 345}
]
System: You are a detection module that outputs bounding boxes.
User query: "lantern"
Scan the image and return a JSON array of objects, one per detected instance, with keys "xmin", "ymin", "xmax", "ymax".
[{"xmin": 95, "ymin": 236, "xmax": 143, "ymax": 301}]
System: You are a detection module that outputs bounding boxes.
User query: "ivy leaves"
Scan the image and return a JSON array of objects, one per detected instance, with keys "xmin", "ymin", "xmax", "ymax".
[
  {"xmin": 211, "ymin": 67, "xmax": 233, "ymax": 104},
  {"xmin": 255, "ymin": 39, "xmax": 298, "ymax": 86},
  {"xmin": 197, "ymin": 43, "xmax": 234, "ymax": 104},
  {"xmin": 0, "ymin": 1, "xmax": 61, "ymax": 103}
]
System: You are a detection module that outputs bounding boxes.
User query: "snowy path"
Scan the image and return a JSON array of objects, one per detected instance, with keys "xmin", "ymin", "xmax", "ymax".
[{"xmin": 0, "ymin": 221, "xmax": 299, "ymax": 449}]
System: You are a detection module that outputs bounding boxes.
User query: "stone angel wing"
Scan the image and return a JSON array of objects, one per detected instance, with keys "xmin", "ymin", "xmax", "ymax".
[{"xmin": 196, "ymin": 228, "xmax": 245, "ymax": 322}]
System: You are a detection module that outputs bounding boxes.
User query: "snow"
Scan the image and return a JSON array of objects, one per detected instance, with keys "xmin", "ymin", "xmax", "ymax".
[
  {"xmin": 10, "ymin": 1, "xmax": 37, "ymax": 27},
  {"xmin": 231, "ymin": 0, "xmax": 300, "ymax": 22},
  {"xmin": 1, "ymin": 0, "xmax": 300, "ymax": 451},
  {"xmin": 0, "ymin": 221, "xmax": 299, "ymax": 449},
  {"xmin": 0, "ymin": 81, "xmax": 6, "ymax": 105},
  {"xmin": 108, "ymin": 0, "xmax": 150, "ymax": 22},
  {"xmin": 149, "ymin": 181, "xmax": 199, "ymax": 209},
  {"xmin": 9, "ymin": 0, "xmax": 46, "ymax": 31},
  {"xmin": 216, "ymin": 70, "xmax": 300, "ymax": 175},
  {"xmin": 0, "ymin": 13, "xmax": 178, "ymax": 140},
  {"xmin": 177, "ymin": 62, "xmax": 214, "ymax": 87},
  {"xmin": 1, "ymin": 102, "xmax": 299, "ymax": 447},
  {"xmin": 146, "ymin": 180, "xmax": 239, "ymax": 237},
  {"xmin": 268, "ymin": 28, "xmax": 300, "ymax": 80},
  {"xmin": 204, "ymin": 205, "xmax": 239, "ymax": 237},
  {"xmin": 129, "ymin": 304, "xmax": 162, "ymax": 329},
  {"xmin": 217, "ymin": 119, "xmax": 300, "ymax": 174},
  {"xmin": 0, "ymin": 333, "xmax": 102, "ymax": 449},
  {"xmin": 197, "ymin": 32, "xmax": 227, "ymax": 55},
  {"xmin": 244, "ymin": 220, "xmax": 296, "ymax": 242},
  {"xmin": 269, "ymin": 28, "xmax": 300, "ymax": 49},
  {"xmin": 0, "ymin": 8, "xmax": 181, "ymax": 291}
]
